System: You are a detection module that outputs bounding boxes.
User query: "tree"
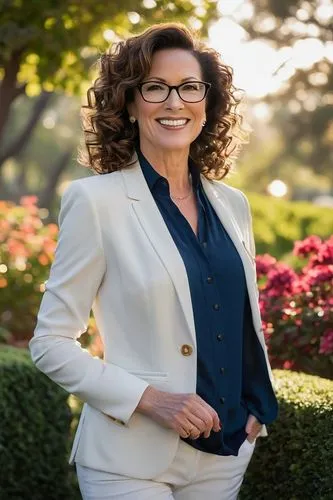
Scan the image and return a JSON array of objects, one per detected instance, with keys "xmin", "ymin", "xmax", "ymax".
[
  {"xmin": 240, "ymin": 0, "xmax": 333, "ymax": 185},
  {"xmin": 0, "ymin": 0, "xmax": 219, "ymax": 202}
]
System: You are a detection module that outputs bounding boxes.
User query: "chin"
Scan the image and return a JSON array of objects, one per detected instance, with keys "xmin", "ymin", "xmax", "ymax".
[{"xmin": 154, "ymin": 138, "xmax": 194, "ymax": 152}]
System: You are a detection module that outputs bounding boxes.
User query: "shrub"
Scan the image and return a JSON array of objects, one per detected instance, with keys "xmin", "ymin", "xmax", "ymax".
[
  {"xmin": 247, "ymin": 192, "xmax": 333, "ymax": 258},
  {"xmin": 0, "ymin": 197, "xmax": 58, "ymax": 343},
  {"xmin": 0, "ymin": 196, "xmax": 95, "ymax": 348},
  {"xmin": 258, "ymin": 236, "xmax": 333, "ymax": 379},
  {"xmin": 1, "ymin": 348, "xmax": 331, "ymax": 499},
  {"xmin": 240, "ymin": 370, "xmax": 333, "ymax": 500},
  {"xmin": 0, "ymin": 346, "xmax": 79, "ymax": 500}
]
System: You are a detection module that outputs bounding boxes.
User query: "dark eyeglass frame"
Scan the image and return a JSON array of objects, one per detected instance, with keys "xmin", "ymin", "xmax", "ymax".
[{"xmin": 137, "ymin": 80, "xmax": 212, "ymax": 103}]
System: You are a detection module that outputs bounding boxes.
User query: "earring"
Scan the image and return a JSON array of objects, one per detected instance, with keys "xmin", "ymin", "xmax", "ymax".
[
  {"xmin": 129, "ymin": 116, "xmax": 136, "ymax": 124},
  {"xmin": 202, "ymin": 120, "xmax": 206, "ymax": 127}
]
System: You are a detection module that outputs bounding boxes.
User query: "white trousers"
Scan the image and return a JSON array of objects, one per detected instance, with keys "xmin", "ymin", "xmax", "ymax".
[{"xmin": 76, "ymin": 437, "xmax": 256, "ymax": 500}]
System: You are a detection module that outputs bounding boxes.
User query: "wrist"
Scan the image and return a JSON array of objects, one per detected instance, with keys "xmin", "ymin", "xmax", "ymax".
[{"xmin": 136, "ymin": 385, "xmax": 159, "ymax": 415}]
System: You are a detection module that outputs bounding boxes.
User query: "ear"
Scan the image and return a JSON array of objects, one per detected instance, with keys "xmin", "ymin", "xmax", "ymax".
[{"xmin": 126, "ymin": 101, "xmax": 136, "ymax": 119}]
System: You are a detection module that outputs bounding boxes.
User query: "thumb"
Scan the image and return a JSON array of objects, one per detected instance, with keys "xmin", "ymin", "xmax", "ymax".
[{"xmin": 245, "ymin": 414, "xmax": 258, "ymax": 434}]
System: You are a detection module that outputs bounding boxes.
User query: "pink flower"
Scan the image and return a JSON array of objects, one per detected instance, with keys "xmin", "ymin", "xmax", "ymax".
[
  {"xmin": 293, "ymin": 235, "xmax": 322, "ymax": 257},
  {"xmin": 303, "ymin": 265, "xmax": 333, "ymax": 287},
  {"xmin": 256, "ymin": 254, "xmax": 277, "ymax": 278},
  {"xmin": 283, "ymin": 360, "xmax": 294, "ymax": 369},
  {"xmin": 319, "ymin": 330, "xmax": 333, "ymax": 355},
  {"xmin": 265, "ymin": 263, "xmax": 298, "ymax": 297},
  {"xmin": 20, "ymin": 195, "xmax": 38, "ymax": 207}
]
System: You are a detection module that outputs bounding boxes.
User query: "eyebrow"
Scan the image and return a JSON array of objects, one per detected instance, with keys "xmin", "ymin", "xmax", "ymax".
[{"xmin": 145, "ymin": 77, "xmax": 200, "ymax": 82}]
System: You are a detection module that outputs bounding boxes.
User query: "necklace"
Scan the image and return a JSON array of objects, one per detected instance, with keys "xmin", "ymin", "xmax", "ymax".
[
  {"xmin": 170, "ymin": 177, "xmax": 193, "ymax": 202},
  {"xmin": 170, "ymin": 189, "xmax": 193, "ymax": 202}
]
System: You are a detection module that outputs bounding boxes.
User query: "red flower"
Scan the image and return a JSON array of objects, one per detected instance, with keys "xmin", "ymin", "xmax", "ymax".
[
  {"xmin": 255, "ymin": 254, "xmax": 277, "ymax": 279},
  {"xmin": 293, "ymin": 235, "xmax": 322, "ymax": 257},
  {"xmin": 319, "ymin": 330, "xmax": 333, "ymax": 355},
  {"xmin": 282, "ymin": 360, "xmax": 294, "ymax": 369},
  {"xmin": 265, "ymin": 263, "xmax": 297, "ymax": 297},
  {"xmin": 303, "ymin": 265, "xmax": 333, "ymax": 287}
]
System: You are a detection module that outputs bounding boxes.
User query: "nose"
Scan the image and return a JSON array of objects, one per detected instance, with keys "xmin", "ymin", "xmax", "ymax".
[{"xmin": 165, "ymin": 88, "xmax": 184, "ymax": 109}]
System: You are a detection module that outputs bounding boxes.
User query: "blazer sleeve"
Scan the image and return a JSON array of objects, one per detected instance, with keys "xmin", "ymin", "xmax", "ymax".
[{"xmin": 29, "ymin": 181, "xmax": 149, "ymax": 425}]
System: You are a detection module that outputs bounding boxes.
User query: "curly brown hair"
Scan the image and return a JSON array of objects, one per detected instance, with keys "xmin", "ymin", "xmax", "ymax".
[{"xmin": 79, "ymin": 22, "xmax": 248, "ymax": 180}]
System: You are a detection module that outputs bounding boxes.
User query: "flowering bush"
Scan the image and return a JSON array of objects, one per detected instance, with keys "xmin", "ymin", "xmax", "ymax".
[
  {"xmin": 258, "ymin": 235, "xmax": 333, "ymax": 379},
  {"xmin": 1, "ymin": 196, "xmax": 332, "ymax": 377},
  {"xmin": 0, "ymin": 197, "xmax": 98, "ymax": 350},
  {"xmin": 0, "ymin": 197, "xmax": 58, "ymax": 345}
]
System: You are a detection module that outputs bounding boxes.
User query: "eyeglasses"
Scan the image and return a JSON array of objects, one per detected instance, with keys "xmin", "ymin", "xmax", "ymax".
[{"xmin": 137, "ymin": 80, "xmax": 211, "ymax": 103}]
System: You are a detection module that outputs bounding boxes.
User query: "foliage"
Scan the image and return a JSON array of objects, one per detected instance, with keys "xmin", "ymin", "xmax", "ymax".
[
  {"xmin": 239, "ymin": 0, "xmax": 333, "ymax": 184},
  {"xmin": 258, "ymin": 236, "xmax": 333, "ymax": 379},
  {"xmin": 247, "ymin": 192, "xmax": 333, "ymax": 257},
  {"xmin": 0, "ymin": 0, "xmax": 218, "ymax": 95},
  {"xmin": 1, "ymin": 194, "xmax": 332, "ymax": 347},
  {"xmin": 0, "ymin": 2, "xmax": 219, "ymax": 200},
  {"xmin": 240, "ymin": 369, "xmax": 333, "ymax": 500},
  {"xmin": 0, "ymin": 195, "xmax": 57, "ymax": 342},
  {"xmin": 0, "ymin": 195, "xmax": 99, "ymax": 345},
  {"xmin": 0, "ymin": 345, "xmax": 79, "ymax": 499},
  {"xmin": 2, "ymin": 350, "xmax": 331, "ymax": 499}
]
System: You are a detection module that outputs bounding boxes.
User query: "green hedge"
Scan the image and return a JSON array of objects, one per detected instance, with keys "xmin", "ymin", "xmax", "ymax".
[
  {"xmin": 247, "ymin": 193, "xmax": 333, "ymax": 258},
  {"xmin": 1, "ymin": 348, "xmax": 332, "ymax": 499},
  {"xmin": 240, "ymin": 370, "xmax": 333, "ymax": 500},
  {"xmin": 0, "ymin": 346, "xmax": 79, "ymax": 500}
]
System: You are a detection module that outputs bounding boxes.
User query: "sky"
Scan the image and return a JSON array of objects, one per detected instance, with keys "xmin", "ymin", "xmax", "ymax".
[{"xmin": 208, "ymin": 0, "xmax": 333, "ymax": 105}]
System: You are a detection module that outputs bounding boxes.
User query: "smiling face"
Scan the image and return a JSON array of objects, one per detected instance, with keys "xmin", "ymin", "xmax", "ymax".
[{"xmin": 127, "ymin": 48, "xmax": 207, "ymax": 157}]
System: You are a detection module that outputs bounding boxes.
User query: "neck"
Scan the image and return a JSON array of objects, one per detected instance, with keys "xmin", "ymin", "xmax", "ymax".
[{"xmin": 139, "ymin": 143, "xmax": 191, "ymax": 191}]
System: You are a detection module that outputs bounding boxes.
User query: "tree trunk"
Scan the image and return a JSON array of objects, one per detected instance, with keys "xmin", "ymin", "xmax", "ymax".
[
  {"xmin": 0, "ymin": 49, "xmax": 26, "ymax": 142},
  {"xmin": 0, "ymin": 91, "xmax": 53, "ymax": 171},
  {"xmin": 38, "ymin": 148, "xmax": 74, "ymax": 211}
]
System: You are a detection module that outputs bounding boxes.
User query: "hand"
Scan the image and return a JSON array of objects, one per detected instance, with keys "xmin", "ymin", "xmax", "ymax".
[
  {"xmin": 245, "ymin": 414, "xmax": 262, "ymax": 443},
  {"xmin": 136, "ymin": 386, "xmax": 221, "ymax": 439}
]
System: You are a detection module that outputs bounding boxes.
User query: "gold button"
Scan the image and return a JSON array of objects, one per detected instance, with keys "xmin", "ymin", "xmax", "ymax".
[{"xmin": 181, "ymin": 344, "xmax": 193, "ymax": 356}]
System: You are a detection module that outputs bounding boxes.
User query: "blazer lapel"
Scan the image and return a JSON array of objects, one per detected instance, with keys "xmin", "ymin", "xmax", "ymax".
[
  {"xmin": 120, "ymin": 158, "xmax": 258, "ymax": 344},
  {"xmin": 201, "ymin": 176, "xmax": 257, "ymax": 287},
  {"xmin": 121, "ymin": 158, "xmax": 196, "ymax": 343}
]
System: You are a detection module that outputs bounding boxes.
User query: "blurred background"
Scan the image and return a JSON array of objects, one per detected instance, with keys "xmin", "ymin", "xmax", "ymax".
[
  {"xmin": 0, "ymin": 2, "xmax": 332, "ymax": 499},
  {"xmin": 1, "ymin": 0, "xmax": 333, "ymax": 210}
]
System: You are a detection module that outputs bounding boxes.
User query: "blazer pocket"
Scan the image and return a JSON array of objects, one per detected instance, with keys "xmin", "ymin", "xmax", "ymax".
[{"xmin": 129, "ymin": 370, "xmax": 169, "ymax": 382}]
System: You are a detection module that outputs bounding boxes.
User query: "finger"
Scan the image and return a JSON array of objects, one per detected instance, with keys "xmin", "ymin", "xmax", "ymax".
[
  {"xmin": 186, "ymin": 407, "xmax": 212, "ymax": 438},
  {"xmin": 179, "ymin": 423, "xmax": 192, "ymax": 439},
  {"xmin": 200, "ymin": 401, "xmax": 220, "ymax": 432},
  {"xmin": 245, "ymin": 414, "xmax": 262, "ymax": 434},
  {"xmin": 186, "ymin": 413, "xmax": 208, "ymax": 435},
  {"xmin": 194, "ymin": 398, "xmax": 221, "ymax": 432}
]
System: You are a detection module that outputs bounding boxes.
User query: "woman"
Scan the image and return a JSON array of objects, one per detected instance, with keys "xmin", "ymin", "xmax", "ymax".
[{"xmin": 30, "ymin": 23, "xmax": 278, "ymax": 499}]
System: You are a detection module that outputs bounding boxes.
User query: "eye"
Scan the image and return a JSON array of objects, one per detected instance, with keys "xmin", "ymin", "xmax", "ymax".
[
  {"xmin": 144, "ymin": 83, "xmax": 165, "ymax": 91},
  {"xmin": 182, "ymin": 83, "xmax": 202, "ymax": 91}
]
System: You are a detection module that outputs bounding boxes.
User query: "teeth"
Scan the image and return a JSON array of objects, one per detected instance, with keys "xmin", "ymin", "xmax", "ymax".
[{"xmin": 158, "ymin": 119, "xmax": 187, "ymax": 127}]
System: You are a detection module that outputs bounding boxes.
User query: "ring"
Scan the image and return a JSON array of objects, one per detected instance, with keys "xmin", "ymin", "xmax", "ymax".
[{"xmin": 185, "ymin": 426, "xmax": 194, "ymax": 437}]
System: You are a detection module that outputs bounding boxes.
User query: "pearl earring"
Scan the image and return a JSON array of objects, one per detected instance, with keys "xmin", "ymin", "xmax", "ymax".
[
  {"xmin": 129, "ymin": 116, "xmax": 136, "ymax": 124},
  {"xmin": 202, "ymin": 120, "xmax": 206, "ymax": 127}
]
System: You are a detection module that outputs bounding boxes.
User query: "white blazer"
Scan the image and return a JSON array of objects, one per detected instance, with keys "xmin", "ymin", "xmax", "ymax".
[{"xmin": 29, "ymin": 156, "xmax": 274, "ymax": 479}]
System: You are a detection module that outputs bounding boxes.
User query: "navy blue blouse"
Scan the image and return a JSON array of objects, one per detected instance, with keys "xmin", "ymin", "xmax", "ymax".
[{"xmin": 138, "ymin": 149, "xmax": 278, "ymax": 456}]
